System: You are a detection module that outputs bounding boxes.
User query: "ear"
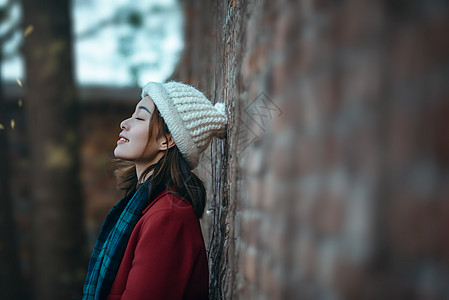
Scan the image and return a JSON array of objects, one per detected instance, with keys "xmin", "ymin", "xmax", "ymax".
[{"xmin": 159, "ymin": 134, "xmax": 176, "ymax": 150}]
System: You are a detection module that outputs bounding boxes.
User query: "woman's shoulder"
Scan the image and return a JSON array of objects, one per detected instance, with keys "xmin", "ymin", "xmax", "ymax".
[
  {"xmin": 138, "ymin": 189, "xmax": 203, "ymax": 242},
  {"xmin": 141, "ymin": 189, "xmax": 195, "ymax": 219},
  {"xmin": 131, "ymin": 189, "xmax": 205, "ymax": 255}
]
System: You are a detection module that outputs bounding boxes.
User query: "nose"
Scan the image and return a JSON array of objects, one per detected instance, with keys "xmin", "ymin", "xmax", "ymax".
[{"xmin": 120, "ymin": 118, "xmax": 130, "ymax": 130}]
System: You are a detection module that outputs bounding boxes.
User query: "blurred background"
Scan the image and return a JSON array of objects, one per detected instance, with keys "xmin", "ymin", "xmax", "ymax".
[
  {"xmin": 1, "ymin": 0, "xmax": 449, "ymax": 299},
  {"xmin": 1, "ymin": 0, "xmax": 183, "ymax": 299}
]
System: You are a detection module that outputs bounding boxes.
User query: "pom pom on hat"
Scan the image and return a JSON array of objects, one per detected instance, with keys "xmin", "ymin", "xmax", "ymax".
[
  {"xmin": 214, "ymin": 102, "xmax": 226, "ymax": 117},
  {"xmin": 141, "ymin": 81, "xmax": 227, "ymax": 169}
]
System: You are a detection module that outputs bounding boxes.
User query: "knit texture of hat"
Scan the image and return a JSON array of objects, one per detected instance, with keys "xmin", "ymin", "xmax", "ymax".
[{"xmin": 141, "ymin": 81, "xmax": 227, "ymax": 169}]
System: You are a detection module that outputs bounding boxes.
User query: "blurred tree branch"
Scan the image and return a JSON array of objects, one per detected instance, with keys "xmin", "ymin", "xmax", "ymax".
[
  {"xmin": 0, "ymin": 0, "xmax": 22, "ymax": 61},
  {"xmin": 76, "ymin": 5, "xmax": 170, "ymax": 39},
  {"xmin": 0, "ymin": 2, "xmax": 25, "ymax": 298}
]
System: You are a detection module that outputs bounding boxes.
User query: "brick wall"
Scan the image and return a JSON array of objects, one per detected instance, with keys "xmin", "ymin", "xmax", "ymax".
[{"xmin": 173, "ymin": 0, "xmax": 449, "ymax": 299}]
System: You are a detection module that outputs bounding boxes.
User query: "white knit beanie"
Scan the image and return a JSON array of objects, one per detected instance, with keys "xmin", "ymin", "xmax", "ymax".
[{"xmin": 141, "ymin": 81, "xmax": 227, "ymax": 169}]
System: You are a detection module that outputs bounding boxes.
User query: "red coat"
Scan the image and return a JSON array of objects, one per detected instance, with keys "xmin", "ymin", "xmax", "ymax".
[{"xmin": 106, "ymin": 189, "xmax": 209, "ymax": 300}]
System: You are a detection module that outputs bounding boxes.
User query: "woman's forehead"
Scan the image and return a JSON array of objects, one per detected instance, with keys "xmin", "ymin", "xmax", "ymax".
[{"xmin": 137, "ymin": 96, "xmax": 155, "ymax": 110}]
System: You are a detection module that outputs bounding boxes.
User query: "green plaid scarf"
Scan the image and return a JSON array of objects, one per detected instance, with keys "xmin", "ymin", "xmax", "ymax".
[{"xmin": 83, "ymin": 179, "xmax": 151, "ymax": 300}]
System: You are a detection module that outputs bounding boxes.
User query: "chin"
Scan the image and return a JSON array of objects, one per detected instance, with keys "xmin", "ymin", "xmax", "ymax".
[
  {"xmin": 114, "ymin": 151, "xmax": 137, "ymax": 162},
  {"xmin": 114, "ymin": 148, "xmax": 127, "ymax": 160},
  {"xmin": 113, "ymin": 148, "xmax": 120, "ymax": 158}
]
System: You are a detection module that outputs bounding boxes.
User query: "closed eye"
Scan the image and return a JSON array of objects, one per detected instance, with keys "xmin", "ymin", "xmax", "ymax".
[{"xmin": 135, "ymin": 117, "xmax": 145, "ymax": 121}]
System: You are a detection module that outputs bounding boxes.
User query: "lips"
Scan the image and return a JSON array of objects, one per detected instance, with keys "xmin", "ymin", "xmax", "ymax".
[{"xmin": 117, "ymin": 135, "xmax": 129, "ymax": 144}]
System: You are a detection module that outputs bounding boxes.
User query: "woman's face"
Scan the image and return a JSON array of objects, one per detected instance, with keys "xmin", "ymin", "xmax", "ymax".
[{"xmin": 114, "ymin": 96, "xmax": 158, "ymax": 162}]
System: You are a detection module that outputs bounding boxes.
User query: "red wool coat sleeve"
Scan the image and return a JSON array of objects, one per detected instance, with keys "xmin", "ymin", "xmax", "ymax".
[{"xmin": 107, "ymin": 190, "xmax": 209, "ymax": 300}]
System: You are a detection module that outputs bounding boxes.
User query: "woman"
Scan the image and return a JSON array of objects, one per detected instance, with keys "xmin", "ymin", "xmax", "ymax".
[{"xmin": 83, "ymin": 81, "xmax": 227, "ymax": 300}]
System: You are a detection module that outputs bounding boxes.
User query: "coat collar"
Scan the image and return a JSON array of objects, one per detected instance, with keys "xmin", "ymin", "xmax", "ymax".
[{"xmin": 141, "ymin": 189, "xmax": 171, "ymax": 215}]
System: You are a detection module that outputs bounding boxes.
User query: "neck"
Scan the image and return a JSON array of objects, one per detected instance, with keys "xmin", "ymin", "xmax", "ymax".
[
  {"xmin": 135, "ymin": 152, "xmax": 165, "ymax": 183},
  {"xmin": 135, "ymin": 164, "xmax": 153, "ymax": 183}
]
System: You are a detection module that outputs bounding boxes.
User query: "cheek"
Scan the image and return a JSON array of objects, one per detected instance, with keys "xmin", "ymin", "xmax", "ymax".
[{"xmin": 133, "ymin": 126, "xmax": 151, "ymax": 149}]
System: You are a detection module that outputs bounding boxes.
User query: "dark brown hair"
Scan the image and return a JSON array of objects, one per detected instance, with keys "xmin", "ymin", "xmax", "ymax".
[{"xmin": 114, "ymin": 106, "xmax": 206, "ymax": 218}]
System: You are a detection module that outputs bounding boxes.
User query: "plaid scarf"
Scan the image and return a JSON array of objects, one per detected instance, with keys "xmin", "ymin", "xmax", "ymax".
[{"xmin": 83, "ymin": 179, "xmax": 151, "ymax": 300}]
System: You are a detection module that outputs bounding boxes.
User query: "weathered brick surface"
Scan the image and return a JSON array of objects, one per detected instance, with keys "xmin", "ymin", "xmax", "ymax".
[{"xmin": 173, "ymin": 0, "xmax": 449, "ymax": 299}]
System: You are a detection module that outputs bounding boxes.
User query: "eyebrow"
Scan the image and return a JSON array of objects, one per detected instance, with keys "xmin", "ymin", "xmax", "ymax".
[{"xmin": 137, "ymin": 105, "xmax": 152, "ymax": 114}]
